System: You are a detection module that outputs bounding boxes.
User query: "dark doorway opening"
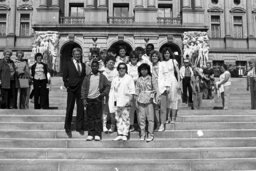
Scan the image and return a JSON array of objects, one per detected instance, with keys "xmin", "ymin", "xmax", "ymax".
[
  {"xmin": 109, "ymin": 40, "xmax": 133, "ymax": 56},
  {"xmin": 60, "ymin": 41, "xmax": 81, "ymax": 73}
]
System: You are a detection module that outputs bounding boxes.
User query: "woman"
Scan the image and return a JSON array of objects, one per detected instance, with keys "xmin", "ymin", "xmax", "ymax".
[
  {"xmin": 127, "ymin": 51, "xmax": 140, "ymax": 132},
  {"xmin": 102, "ymin": 55, "xmax": 118, "ymax": 133},
  {"xmin": 0, "ymin": 49, "xmax": 17, "ymax": 109},
  {"xmin": 108, "ymin": 63, "xmax": 136, "ymax": 141},
  {"xmin": 217, "ymin": 64, "xmax": 231, "ymax": 110},
  {"xmin": 246, "ymin": 60, "xmax": 255, "ymax": 91},
  {"xmin": 31, "ymin": 53, "xmax": 48, "ymax": 109},
  {"xmin": 158, "ymin": 48, "xmax": 181, "ymax": 131},
  {"xmin": 150, "ymin": 50, "xmax": 162, "ymax": 131},
  {"xmin": 14, "ymin": 50, "xmax": 30, "ymax": 109},
  {"xmin": 115, "ymin": 46, "xmax": 129, "ymax": 67}
]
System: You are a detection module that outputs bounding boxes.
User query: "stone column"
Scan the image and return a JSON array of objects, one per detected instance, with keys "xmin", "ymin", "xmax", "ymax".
[
  {"xmin": 135, "ymin": 0, "xmax": 143, "ymax": 7},
  {"xmin": 40, "ymin": 0, "xmax": 47, "ymax": 7},
  {"xmin": 52, "ymin": 0, "xmax": 59, "ymax": 7},
  {"xmin": 183, "ymin": 0, "xmax": 191, "ymax": 8},
  {"xmin": 147, "ymin": 0, "xmax": 155, "ymax": 7},
  {"xmin": 195, "ymin": 0, "xmax": 202, "ymax": 8},
  {"xmin": 87, "ymin": 0, "xmax": 94, "ymax": 7},
  {"xmin": 8, "ymin": 0, "xmax": 16, "ymax": 35},
  {"xmin": 98, "ymin": 0, "xmax": 107, "ymax": 7}
]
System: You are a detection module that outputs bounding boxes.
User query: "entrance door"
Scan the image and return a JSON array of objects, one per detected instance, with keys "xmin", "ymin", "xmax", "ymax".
[
  {"xmin": 60, "ymin": 42, "xmax": 81, "ymax": 73},
  {"xmin": 109, "ymin": 41, "xmax": 133, "ymax": 56}
]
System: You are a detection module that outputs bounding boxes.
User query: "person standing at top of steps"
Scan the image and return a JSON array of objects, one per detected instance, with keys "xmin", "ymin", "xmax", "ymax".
[
  {"xmin": 81, "ymin": 60, "xmax": 110, "ymax": 141},
  {"xmin": 217, "ymin": 64, "xmax": 231, "ymax": 110},
  {"xmin": 62, "ymin": 48, "xmax": 86, "ymax": 138}
]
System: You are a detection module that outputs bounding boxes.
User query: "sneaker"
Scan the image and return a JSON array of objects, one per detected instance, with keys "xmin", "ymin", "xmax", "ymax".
[
  {"xmin": 103, "ymin": 126, "xmax": 108, "ymax": 133},
  {"xmin": 146, "ymin": 135, "xmax": 154, "ymax": 142},
  {"xmin": 171, "ymin": 120, "xmax": 175, "ymax": 124},
  {"xmin": 113, "ymin": 136, "xmax": 123, "ymax": 141},
  {"xmin": 94, "ymin": 135, "xmax": 101, "ymax": 141},
  {"xmin": 140, "ymin": 136, "xmax": 145, "ymax": 141},
  {"xmin": 122, "ymin": 136, "xmax": 128, "ymax": 141},
  {"xmin": 158, "ymin": 124, "xmax": 165, "ymax": 132},
  {"xmin": 108, "ymin": 125, "xmax": 116, "ymax": 133},
  {"xmin": 86, "ymin": 135, "xmax": 94, "ymax": 141}
]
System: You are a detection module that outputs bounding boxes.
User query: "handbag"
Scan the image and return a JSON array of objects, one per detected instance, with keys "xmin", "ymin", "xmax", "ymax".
[
  {"xmin": 18, "ymin": 78, "xmax": 29, "ymax": 88},
  {"xmin": 172, "ymin": 59, "xmax": 178, "ymax": 81}
]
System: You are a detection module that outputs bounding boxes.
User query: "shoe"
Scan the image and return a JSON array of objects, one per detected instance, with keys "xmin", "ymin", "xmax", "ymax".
[
  {"xmin": 113, "ymin": 136, "xmax": 123, "ymax": 141},
  {"xmin": 86, "ymin": 135, "xmax": 94, "ymax": 141},
  {"xmin": 158, "ymin": 124, "xmax": 165, "ymax": 132},
  {"xmin": 140, "ymin": 136, "xmax": 145, "ymax": 141},
  {"xmin": 165, "ymin": 119, "xmax": 170, "ymax": 124},
  {"xmin": 108, "ymin": 125, "xmax": 116, "ymax": 133},
  {"xmin": 129, "ymin": 126, "xmax": 135, "ymax": 132},
  {"xmin": 103, "ymin": 126, "xmax": 108, "ymax": 133},
  {"xmin": 65, "ymin": 130, "xmax": 72, "ymax": 138},
  {"xmin": 94, "ymin": 135, "xmax": 101, "ymax": 141},
  {"xmin": 146, "ymin": 135, "xmax": 154, "ymax": 142},
  {"xmin": 122, "ymin": 136, "xmax": 128, "ymax": 141},
  {"xmin": 171, "ymin": 120, "xmax": 175, "ymax": 124}
]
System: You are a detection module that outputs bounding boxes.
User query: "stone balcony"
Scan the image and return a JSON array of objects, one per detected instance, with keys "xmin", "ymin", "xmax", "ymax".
[
  {"xmin": 60, "ymin": 17, "xmax": 85, "ymax": 24},
  {"xmin": 108, "ymin": 17, "xmax": 135, "ymax": 24},
  {"xmin": 157, "ymin": 17, "xmax": 182, "ymax": 25}
]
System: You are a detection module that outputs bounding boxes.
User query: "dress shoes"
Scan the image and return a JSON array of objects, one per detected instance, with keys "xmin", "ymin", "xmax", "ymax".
[{"xmin": 65, "ymin": 130, "xmax": 72, "ymax": 138}]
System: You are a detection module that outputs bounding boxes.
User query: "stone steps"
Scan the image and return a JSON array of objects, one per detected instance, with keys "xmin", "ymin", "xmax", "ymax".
[{"xmin": 0, "ymin": 158, "xmax": 256, "ymax": 171}]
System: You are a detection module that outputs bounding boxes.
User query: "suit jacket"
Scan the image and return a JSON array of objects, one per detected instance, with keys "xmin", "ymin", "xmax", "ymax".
[
  {"xmin": 0, "ymin": 59, "xmax": 17, "ymax": 89},
  {"xmin": 62, "ymin": 60, "xmax": 86, "ymax": 92}
]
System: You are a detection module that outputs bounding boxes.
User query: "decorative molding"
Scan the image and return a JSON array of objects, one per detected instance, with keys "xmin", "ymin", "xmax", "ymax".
[
  {"xmin": 207, "ymin": 6, "xmax": 224, "ymax": 13},
  {"xmin": 230, "ymin": 7, "xmax": 246, "ymax": 13},
  {"xmin": 0, "ymin": 4, "xmax": 10, "ymax": 11},
  {"xmin": 17, "ymin": 4, "xmax": 33, "ymax": 11}
]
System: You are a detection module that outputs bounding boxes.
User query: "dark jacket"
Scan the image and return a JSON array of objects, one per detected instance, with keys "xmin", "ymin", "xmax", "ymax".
[
  {"xmin": 31, "ymin": 62, "xmax": 48, "ymax": 82},
  {"xmin": 62, "ymin": 60, "xmax": 86, "ymax": 92},
  {"xmin": 81, "ymin": 72, "xmax": 110, "ymax": 100},
  {"xmin": 0, "ymin": 59, "xmax": 17, "ymax": 89}
]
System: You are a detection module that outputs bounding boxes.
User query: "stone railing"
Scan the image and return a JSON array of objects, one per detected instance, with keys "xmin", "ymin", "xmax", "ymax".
[
  {"xmin": 60, "ymin": 17, "xmax": 85, "ymax": 24},
  {"xmin": 108, "ymin": 17, "xmax": 134, "ymax": 24},
  {"xmin": 157, "ymin": 17, "xmax": 182, "ymax": 25}
]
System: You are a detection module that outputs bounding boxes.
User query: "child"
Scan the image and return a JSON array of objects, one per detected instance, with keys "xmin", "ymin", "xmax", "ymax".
[{"xmin": 135, "ymin": 63, "xmax": 155, "ymax": 142}]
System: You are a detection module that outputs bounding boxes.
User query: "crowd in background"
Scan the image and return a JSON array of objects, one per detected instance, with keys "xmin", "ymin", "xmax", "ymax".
[{"xmin": 0, "ymin": 49, "xmax": 51, "ymax": 110}]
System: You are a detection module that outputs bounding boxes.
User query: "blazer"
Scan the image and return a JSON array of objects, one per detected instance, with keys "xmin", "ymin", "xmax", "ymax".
[
  {"xmin": 81, "ymin": 73, "xmax": 110, "ymax": 100},
  {"xmin": 0, "ymin": 59, "xmax": 17, "ymax": 89},
  {"xmin": 62, "ymin": 60, "xmax": 86, "ymax": 92}
]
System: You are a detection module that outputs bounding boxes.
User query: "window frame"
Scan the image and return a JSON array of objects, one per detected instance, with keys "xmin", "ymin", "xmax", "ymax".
[
  {"xmin": 233, "ymin": 16, "xmax": 243, "ymax": 38},
  {"xmin": 69, "ymin": 3, "xmax": 84, "ymax": 17},
  {"xmin": 0, "ymin": 13, "xmax": 7, "ymax": 37},
  {"xmin": 210, "ymin": 15, "xmax": 221, "ymax": 38},
  {"xmin": 157, "ymin": 4, "xmax": 173, "ymax": 18},
  {"xmin": 113, "ymin": 3, "xmax": 129, "ymax": 18},
  {"xmin": 19, "ymin": 13, "xmax": 30, "ymax": 37}
]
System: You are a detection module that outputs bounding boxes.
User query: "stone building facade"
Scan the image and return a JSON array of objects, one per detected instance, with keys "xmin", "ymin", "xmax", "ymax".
[{"xmin": 0, "ymin": 0, "xmax": 255, "ymax": 73}]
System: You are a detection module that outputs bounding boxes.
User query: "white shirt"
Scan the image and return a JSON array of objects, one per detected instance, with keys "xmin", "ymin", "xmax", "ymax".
[
  {"xmin": 220, "ymin": 71, "xmax": 231, "ymax": 87},
  {"xmin": 127, "ymin": 62, "xmax": 139, "ymax": 82},
  {"xmin": 180, "ymin": 66, "xmax": 194, "ymax": 79},
  {"xmin": 88, "ymin": 73, "xmax": 100, "ymax": 99},
  {"xmin": 73, "ymin": 59, "xmax": 82, "ymax": 73},
  {"xmin": 103, "ymin": 68, "xmax": 118, "ymax": 82},
  {"xmin": 108, "ymin": 74, "xmax": 135, "ymax": 113}
]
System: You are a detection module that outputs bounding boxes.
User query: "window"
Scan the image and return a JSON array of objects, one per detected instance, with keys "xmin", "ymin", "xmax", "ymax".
[
  {"xmin": 158, "ymin": 4, "xmax": 173, "ymax": 18},
  {"xmin": 211, "ymin": 16, "xmax": 221, "ymax": 38},
  {"xmin": 20, "ymin": 14, "xmax": 30, "ymax": 36},
  {"xmin": 234, "ymin": 0, "xmax": 240, "ymax": 5},
  {"xmin": 0, "ymin": 14, "xmax": 6, "ymax": 36},
  {"xmin": 233, "ymin": 16, "xmax": 243, "ymax": 38},
  {"xmin": 211, "ymin": 0, "xmax": 218, "ymax": 4},
  {"xmin": 113, "ymin": 4, "xmax": 129, "ymax": 17},
  {"xmin": 69, "ymin": 3, "xmax": 84, "ymax": 17}
]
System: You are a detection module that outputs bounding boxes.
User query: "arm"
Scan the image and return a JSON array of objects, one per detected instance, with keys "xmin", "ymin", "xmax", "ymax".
[
  {"xmin": 62, "ymin": 63, "xmax": 69, "ymax": 88},
  {"xmin": 100, "ymin": 75, "xmax": 111, "ymax": 97},
  {"xmin": 80, "ymin": 76, "xmax": 87, "ymax": 106},
  {"xmin": 218, "ymin": 72, "xmax": 230, "ymax": 87}
]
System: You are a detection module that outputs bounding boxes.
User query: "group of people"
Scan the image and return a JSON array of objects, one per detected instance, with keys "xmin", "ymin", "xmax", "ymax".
[
  {"xmin": 0, "ymin": 49, "xmax": 51, "ymax": 109},
  {"xmin": 62, "ymin": 43, "xmax": 234, "ymax": 142}
]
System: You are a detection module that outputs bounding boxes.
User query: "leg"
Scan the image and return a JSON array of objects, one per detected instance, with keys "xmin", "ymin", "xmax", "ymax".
[
  {"xmin": 129, "ymin": 98, "xmax": 136, "ymax": 130},
  {"xmin": 146, "ymin": 103, "xmax": 155, "ymax": 136},
  {"xmin": 94, "ymin": 99, "xmax": 103, "ymax": 137},
  {"xmin": 1, "ymin": 88, "xmax": 9, "ymax": 109},
  {"xmin": 86, "ymin": 100, "xmax": 96, "ymax": 136},
  {"xmin": 75, "ymin": 89, "xmax": 84, "ymax": 131},
  {"xmin": 121, "ymin": 107, "xmax": 130, "ymax": 136},
  {"xmin": 64, "ymin": 91, "xmax": 76, "ymax": 131},
  {"xmin": 33, "ymin": 81, "xmax": 40, "ymax": 109},
  {"xmin": 39, "ymin": 80, "xmax": 48, "ymax": 109},
  {"xmin": 138, "ymin": 103, "xmax": 146, "ymax": 138},
  {"xmin": 20, "ymin": 88, "xmax": 27, "ymax": 109},
  {"xmin": 224, "ymin": 86, "xmax": 230, "ymax": 109}
]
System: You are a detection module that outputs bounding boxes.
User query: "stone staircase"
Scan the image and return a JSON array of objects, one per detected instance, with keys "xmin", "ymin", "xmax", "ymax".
[{"xmin": 0, "ymin": 77, "xmax": 255, "ymax": 171}]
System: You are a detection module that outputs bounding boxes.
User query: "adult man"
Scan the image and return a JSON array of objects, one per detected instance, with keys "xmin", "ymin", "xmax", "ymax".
[
  {"xmin": 62, "ymin": 48, "xmax": 86, "ymax": 138},
  {"xmin": 141, "ymin": 43, "xmax": 154, "ymax": 66},
  {"xmin": 203, "ymin": 62, "xmax": 214, "ymax": 99},
  {"xmin": 180, "ymin": 59, "xmax": 194, "ymax": 108},
  {"xmin": 81, "ymin": 60, "xmax": 110, "ymax": 141}
]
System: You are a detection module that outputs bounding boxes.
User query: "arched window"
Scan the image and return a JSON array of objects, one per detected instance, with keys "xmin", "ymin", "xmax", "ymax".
[
  {"xmin": 211, "ymin": 0, "xmax": 218, "ymax": 4},
  {"xmin": 234, "ymin": 0, "xmax": 240, "ymax": 5}
]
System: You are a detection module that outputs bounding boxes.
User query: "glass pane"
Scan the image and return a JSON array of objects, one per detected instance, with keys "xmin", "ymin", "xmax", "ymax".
[
  {"xmin": 20, "ymin": 14, "xmax": 30, "ymax": 20},
  {"xmin": 77, "ymin": 7, "xmax": 84, "ymax": 17},
  {"xmin": 114, "ymin": 7, "xmax": 121, "ymax": 17},
  {"xmin": 158, "ymin": 8, "xmax": 165, "ymax": 17},
  {"xmin": 211, "ymin": 16, "xmax": 220, "ymax": 23},
  {"xmin": 0, "ymin": 23, "xmax": 6, "ymax": 36},
  {"xmin": 121, "ymin": 7, "xmax": 128, "ymax": 17},
  {"xmin": 20, "ymin": 22, "xmax": 29, "ymax": 36},
  {"xmin": 0, "ymin": 14, "xmax": 6, "ymax": 21},
  {"xmin": 234, "ymin": 16, "xmax": 242, "ymax": 24},
  {"xmin": 164, "ymin": 8, "xmax": 171, "ymax": 18}
]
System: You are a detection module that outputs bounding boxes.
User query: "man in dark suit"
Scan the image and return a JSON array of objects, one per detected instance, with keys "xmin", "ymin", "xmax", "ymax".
[{"xmin": 62, "ymin": 47, "xmax": 86, "ymax": 138}]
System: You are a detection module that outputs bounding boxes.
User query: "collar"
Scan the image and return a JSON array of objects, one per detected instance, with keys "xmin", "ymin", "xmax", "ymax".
[
  {"xmin": 141, "ymin": 75, "xmax": 151, "ymax": 80},
  {"xmin": 90, "ymin": 72, "xmax": 99, "ymax": 76},
  {"xmin": 73, "ymin": 59, "xmax": 81, "ymax": 63}
]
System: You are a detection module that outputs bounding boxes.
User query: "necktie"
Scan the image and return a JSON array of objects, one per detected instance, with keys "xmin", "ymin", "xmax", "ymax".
[{"xmin": 77, "ymin": 62, "xmax": 81, "ymax": 75}]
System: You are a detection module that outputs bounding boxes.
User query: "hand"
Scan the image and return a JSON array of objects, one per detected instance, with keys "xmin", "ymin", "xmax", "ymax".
[
  {"xmin": 218, "ymin": 84, "xmax": 221, "ymax": 89},
  {"xmin": 83, "ymin": 99, "xmax": 88, "ymax": 107},
  {"xmin": 247, "ymin": 87, "xmax": 249, "ymax": 91}
]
